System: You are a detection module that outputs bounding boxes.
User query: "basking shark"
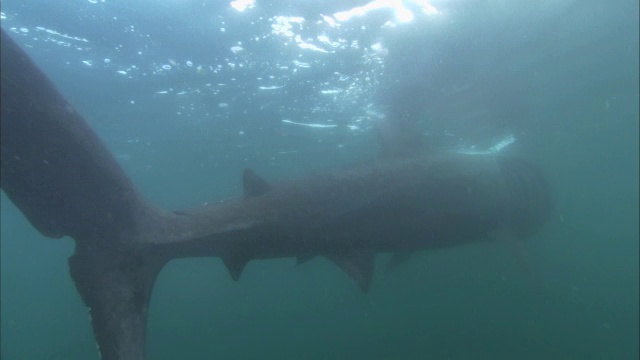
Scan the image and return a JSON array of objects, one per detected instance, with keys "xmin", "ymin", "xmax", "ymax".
[{"xmin": 1, "ymin": 28, "xmax": 552, "ymax": 360}]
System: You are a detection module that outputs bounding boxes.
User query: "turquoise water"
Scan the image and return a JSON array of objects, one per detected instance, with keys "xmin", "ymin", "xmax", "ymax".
[{"xmin": 1, "ymin": 1, "xmax": 638, "ymax": 359}]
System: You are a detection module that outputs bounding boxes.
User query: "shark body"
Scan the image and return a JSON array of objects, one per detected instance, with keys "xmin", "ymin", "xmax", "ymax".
[{"xmin": 0, "ymin": 28, "xmax": 552, "ymax": 360}]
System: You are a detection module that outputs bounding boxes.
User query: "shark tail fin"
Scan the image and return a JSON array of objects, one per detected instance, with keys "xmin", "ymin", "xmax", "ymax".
[
  {"xmin": 69, "ymin": 245, "xmax": 168, "ymax": 360},
  {"xmin": 2, "ymin": 28, "xmax": 166, "ymax": 360}
]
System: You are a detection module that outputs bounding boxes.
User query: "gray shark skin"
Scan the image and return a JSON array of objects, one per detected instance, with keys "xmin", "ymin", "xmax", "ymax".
[{"xmin": 1, "ymin": 28, "xmax": 552, "ymax": 360}]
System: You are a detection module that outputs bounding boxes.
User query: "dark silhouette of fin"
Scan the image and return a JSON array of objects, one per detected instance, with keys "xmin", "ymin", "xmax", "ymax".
[
  {"xmin": 243, "ymin": 169, "xmax": 270, "ymax": 197},
  {"xmin": 326, "ymin": 251, "xmax": 376, "ymax": 293},
  {"xmin": 221, "ymin": 251, "xmax": 251, "ymax": 281},
  {"xmin": 0, "ymin": 29, "xmax": 150, "ymax": 242},
  {"xmin": 68, "ymin": 245, "xmax": 168, "ymax": 360},
  {"xmin": 2, "ymin": 28, "xmax": 162, "ymax": 360}
]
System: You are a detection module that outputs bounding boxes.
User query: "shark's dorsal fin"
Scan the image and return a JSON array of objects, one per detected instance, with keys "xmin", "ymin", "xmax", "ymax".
[
  {"xmin": 243, "ymin": 168, "xmax": 270, "ymax": 197},
  {"xmin": 221, "ymin": 252, "xmax": 251, "ymax": 281},
  {"xmin": 326, "ymin": 251, "xmax": 375, "ymax": 293}
]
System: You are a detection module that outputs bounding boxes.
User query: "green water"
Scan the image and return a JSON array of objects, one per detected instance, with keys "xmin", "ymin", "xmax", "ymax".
[{"xmin": 1, "ymin": 0, "xmax": 639, "ymax": 359}]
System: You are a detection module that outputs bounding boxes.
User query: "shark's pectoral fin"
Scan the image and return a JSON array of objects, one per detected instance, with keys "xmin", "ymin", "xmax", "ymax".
[
  {"xmin": 386, "ymin": 251, "xmax": 412, "ymax": 271},
  {"xmin": 68, "ymin": 244, "xmax": 167, "ymax": 360},
  {"xmin": 221, "ymin": 252, "xmax": 251, "ymax": 281},
  {"xmin": 326, "ymin": 250, "xmax": 376, "ymax": 293},
  {"xmin": 243, "ymin": 169, "xmax": 270, "ymax": 197}
]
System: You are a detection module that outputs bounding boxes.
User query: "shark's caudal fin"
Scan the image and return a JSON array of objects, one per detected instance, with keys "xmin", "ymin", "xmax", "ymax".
[
  {"xmin": 68, "ymin": 245, "xmax": 169, "ymax": 360},
  {"xmin": 1, "ymin": 28, "xmax": 165, "ymax": 360}
]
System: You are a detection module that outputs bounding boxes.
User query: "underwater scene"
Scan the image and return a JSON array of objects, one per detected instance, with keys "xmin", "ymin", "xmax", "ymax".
[{"xmin": 1, "ymin": 0, "xmax": 638, "ymax": 359}]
